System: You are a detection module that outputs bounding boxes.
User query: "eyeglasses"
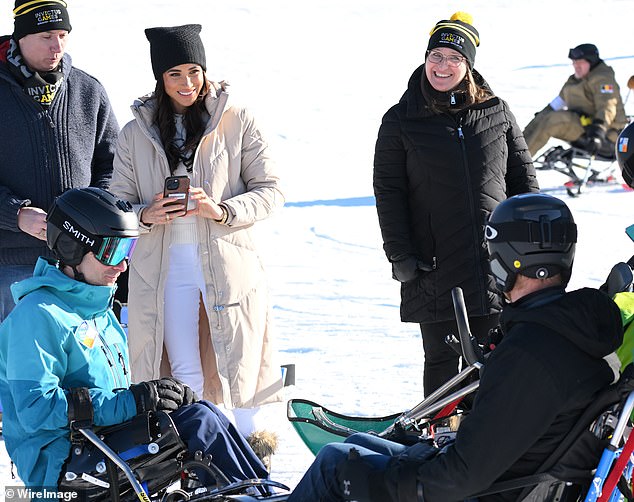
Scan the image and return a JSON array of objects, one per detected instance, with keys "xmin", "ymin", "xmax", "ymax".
[
  {"xmin": 426, "ymin": 50, "xmax": 466, "ymax": 68},
  {"xmin": 95, "ymin": 236, "xmax": 138, "ymax": 266}
]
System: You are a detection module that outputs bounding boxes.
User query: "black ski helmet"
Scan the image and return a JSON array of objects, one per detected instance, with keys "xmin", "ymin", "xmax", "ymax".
[
  {"xmin": 617, "ymin": 122, "xmax": 634, "ymax": 188},
  {"xmin": 47, "ymin": 188, "xmax": 139, "ymax": 267},
  {"xmin": 485, "ymin": 193, "xmax": 577, "ymax": 293},
  {"xmin": 568, "ymin": 43, "xmax": 600, "ymax": 67}
]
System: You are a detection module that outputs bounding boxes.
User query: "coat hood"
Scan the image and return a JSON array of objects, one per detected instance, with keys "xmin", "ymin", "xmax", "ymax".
[
  {"xmin": 11, "ymin": 257, "xmax": 115, "ymax": 318},
  {"xmin": 501, "ymin": 287, "xmax": 623, "ymax": 359}
]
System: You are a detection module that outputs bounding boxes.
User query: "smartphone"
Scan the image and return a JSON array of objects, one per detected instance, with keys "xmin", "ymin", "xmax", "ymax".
[{"xmin": 163, "ymin": 176, "xmax": 190, "ymax": 209}]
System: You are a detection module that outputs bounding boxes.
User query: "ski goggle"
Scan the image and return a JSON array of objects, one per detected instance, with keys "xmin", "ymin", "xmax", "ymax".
[{"xmin": 94, "ymin": 236, "xmax": 138, "ymax": 266}]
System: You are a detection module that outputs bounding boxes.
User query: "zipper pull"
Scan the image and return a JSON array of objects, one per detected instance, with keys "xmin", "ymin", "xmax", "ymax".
[
  {"xmin": 457, "ymin": 126, "xmax": 464, "ymax": 140},
  {"xmin": 118, "ymin": 351, "xmax": 128, "ymax": 376},
  {"xmin": 450, "ymin": 92, "xmax": 456, "ymax": 106},
  {"xmin": 118, "ymin": 351, "xmax": 130, "ymax": 386},
  {"xmin": 101, "ymin": 346, "xmax": 114, "ymax": 367}
]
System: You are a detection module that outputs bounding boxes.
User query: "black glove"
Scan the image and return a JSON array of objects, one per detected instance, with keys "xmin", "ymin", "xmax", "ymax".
[
  {"xmin": 182, "ymin": 383, "xmax": 198, "ymax": 406},
  {"xmin": 129, "ymin": 377, "xmax": 198, "ymax": 414},
  {"xmin": 391, "ymin": 256, "xmax": 435, "ymax": 283},
  {"xmin": 583, "ymin": 122, "xmax": 606, "ymax": 154},
  {"xmin": 336, "ymin": 447, "xmax": 391, "ymax": 502}
]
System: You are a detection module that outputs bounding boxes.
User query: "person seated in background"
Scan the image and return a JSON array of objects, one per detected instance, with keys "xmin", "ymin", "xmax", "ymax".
[
  {"xmin": 287, "ymin": 193, "xmax": 623, "ymax": 502},
  {"xmin": 0, "ymin": 188, "xmax": 266, "ymax": 496},
  {"xmin": 523, "ymin": 44, "xmax": 628, "ymax": 158}
]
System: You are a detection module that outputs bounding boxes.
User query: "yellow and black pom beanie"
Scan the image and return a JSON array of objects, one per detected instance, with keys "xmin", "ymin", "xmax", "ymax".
[
  {"xmin": 145, "ymin": 24, "xmax": 207, "ymax": 80},
  {"xmin": 13, "ymin": 0, "xmax": 72, "ymax": 40},
  {"xmin": 427, "ymin": 12, "xmax": 479, "ymax": 68}
]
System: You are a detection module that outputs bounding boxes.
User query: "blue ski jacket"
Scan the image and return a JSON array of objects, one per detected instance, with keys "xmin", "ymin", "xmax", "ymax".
[{"xmin": 0, "ymin": 258, "xmax": 138, "ymax": 489}]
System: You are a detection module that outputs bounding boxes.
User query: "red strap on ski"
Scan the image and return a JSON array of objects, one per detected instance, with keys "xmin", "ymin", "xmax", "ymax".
[
  {"xmin": 430, "ymin": 396, "xmax": 464, "ymax": 437},
  {"xmin": 597, "ymin": 432, "xmax": 634, "ymax": 502},
  {"xmin": 432, "ymin": 396, "xmax": 463, "ymax": 420}
]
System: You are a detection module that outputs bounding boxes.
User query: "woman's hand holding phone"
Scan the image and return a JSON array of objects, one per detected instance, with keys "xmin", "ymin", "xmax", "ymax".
[
  {"xmin": 140, "ymin": 192, "xmax": 187, "ymax": 226},
  {"xmin": 187, "ymin": 187, "xmax": 225, "ymax": 221}
]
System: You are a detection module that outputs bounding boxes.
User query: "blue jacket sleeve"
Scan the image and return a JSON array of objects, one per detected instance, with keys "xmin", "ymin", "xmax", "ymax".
[{"xmin": 2, "ymin": 302, "xmax": 136, "ymax": 433}]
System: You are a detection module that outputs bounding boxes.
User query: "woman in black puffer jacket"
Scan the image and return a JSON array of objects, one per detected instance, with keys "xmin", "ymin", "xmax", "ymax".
[{"xmin": 373, "ymin": 12, "xmax": 539, "ymax": 395}]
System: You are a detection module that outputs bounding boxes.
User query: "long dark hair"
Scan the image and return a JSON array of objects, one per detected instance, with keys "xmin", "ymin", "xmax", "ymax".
[{"xmin": 154, "ymin": 76, "xmax": 210, "ymax": 173}]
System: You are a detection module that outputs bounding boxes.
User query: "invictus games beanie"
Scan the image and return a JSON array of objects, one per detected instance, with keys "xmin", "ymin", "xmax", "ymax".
[
  {"xmin": 13, "ymin": 0, "xmax": 72, "ymax": 40},
  {"xmin": 145, "ymin": 24, "xmax": 207, "ymax": 80},
  {"xmin": 427, "ymin": 12, "xmax": 479, "ymax": 68}
]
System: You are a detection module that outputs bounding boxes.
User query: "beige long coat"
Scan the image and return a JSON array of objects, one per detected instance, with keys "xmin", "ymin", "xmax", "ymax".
[{"xmin": 110, "ymin": 83, "xmax": 285, "ymax": 409}]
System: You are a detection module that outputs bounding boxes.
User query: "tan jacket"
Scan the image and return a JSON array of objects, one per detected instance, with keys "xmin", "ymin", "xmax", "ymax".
[
  {"xmin": 110, "ymin": 83, "xmax": 285, "ymax": 408},
  {"xmin": 559, "ymin": 61, "xmax": 628, "ymax": 135}
]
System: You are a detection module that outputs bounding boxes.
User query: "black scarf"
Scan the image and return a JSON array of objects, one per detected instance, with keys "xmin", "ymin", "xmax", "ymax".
[
  {"xmin": 421, "ymin": 72, "xmax": 471, "ymax": 114},
  {"xmin": 6, "ymin": 37, "xmax": 64, "ymax": 107}
]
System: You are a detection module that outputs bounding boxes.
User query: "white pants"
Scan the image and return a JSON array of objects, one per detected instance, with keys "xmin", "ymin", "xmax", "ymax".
[
  {"xmin": 163, "ymin": 243, "xmax": 206, "ymax": 398},
  {"xmin": 164, "ymin": 243, "xmax": 274, "ymax": 437}
]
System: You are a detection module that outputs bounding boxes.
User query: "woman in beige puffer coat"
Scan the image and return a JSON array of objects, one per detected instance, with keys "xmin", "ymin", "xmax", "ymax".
[{"xmin": 110, "ymin": 25, "xmax": 284, "ymax": 446}]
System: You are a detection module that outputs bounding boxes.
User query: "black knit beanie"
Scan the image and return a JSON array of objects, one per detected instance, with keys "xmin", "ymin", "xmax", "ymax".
[
  {"xmin": 427, "ymin": 12, "xmax": 479, "ymax": 68},
  {"xmin": 145, "ymin": 24, "xmax": 207, "ymax": 80},
  {"xmin": 13, "ymin": 0, "xmax": 72, "ymax": 40}
]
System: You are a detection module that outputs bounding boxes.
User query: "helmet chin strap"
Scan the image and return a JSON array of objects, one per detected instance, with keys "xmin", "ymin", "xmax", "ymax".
[{"xmin": 70, "ymin": 265, "xmax": 86, "ymax": 283}]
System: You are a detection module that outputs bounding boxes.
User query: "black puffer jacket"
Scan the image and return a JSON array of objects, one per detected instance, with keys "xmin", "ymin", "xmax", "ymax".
[
  {"xmin": 401, "ymin": 287, "xmax": 624, "ymax": 501},
  {"xmin": 373, "ymin": 65, "xmax": 539, "ymax": 323}
]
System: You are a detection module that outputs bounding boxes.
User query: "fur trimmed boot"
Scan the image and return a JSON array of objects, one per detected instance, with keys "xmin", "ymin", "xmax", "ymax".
[{"xmin": 247, "ymin": 430, "xmax": 279, "ymax": 472}]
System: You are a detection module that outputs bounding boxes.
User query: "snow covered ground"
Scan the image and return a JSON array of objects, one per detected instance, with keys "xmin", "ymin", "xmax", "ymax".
[{"xmin": 2, "ymin": 0, "xmax": 634, "ymax": 495}]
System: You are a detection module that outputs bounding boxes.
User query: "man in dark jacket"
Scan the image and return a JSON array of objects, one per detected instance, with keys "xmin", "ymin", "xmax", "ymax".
[
  {"xmin": 0, "ymin": 0, "xmax": 119, "ymax": 323},
  {"xmin": 287, "ymin": 193, "xmax": 623, "ymax": 502},
  {"xmin": 373, "ymin": 12, "xmax": 539, "ymax": 396},
  {"xmin": 523, "ymin": 43, "xmax": 628, "ymax": 157}
]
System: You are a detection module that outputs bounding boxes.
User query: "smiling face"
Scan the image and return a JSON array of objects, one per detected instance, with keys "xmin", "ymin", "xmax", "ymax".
[
  {"xmin": 162, "ymin": 63, "xmax": 205, "ymax": 113},
  {"xmin": 69, "ymin": 252, "xmax": 127, "ymax": 287},
  {"xmin": 424, "ymin": 47, "xmax": 468, "ymax": 92},
  {"xmin": 18, "ymin": 30, "xmax": 68, "ymax": 72}
]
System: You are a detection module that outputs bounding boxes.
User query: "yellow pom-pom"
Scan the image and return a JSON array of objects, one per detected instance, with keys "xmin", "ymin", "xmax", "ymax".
[{"xmin": 450, "ymin": 11, "xmax": 473, "ymax": 25}]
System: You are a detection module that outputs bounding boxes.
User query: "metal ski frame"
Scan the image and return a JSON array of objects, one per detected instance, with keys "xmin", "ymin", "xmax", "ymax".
[
  {"xmin": 534, "ymin": 145, "xmax": 618, "ymax": 197},
  {"xmin": 74, "ymin": 426, "xmax": 290, "ymax": 502},
  {"xmin": 77, "ymin": 427, "xmax": 152, "ymax": 502},
  {"xmin": 381, "ymin": 287, "xmax": 483, "ymax": 437},
  {"xmin": 563, "ymin": 149, "xmax": 617, "ymax": 197}
]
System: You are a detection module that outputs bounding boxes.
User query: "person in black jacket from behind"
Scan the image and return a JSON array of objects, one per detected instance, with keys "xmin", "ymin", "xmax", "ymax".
[
  {"xmin": 373, "ymin": 11, "xmax": 539, "ymax": 395},
  {"xmin": 287, "ymin": 193, "xmax": 623, "ymax": 502}
]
